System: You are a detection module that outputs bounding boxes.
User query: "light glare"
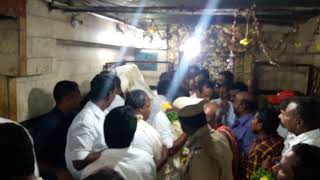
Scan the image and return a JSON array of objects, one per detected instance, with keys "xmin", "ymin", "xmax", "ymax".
[{"xmin": 179, "ymin": 37, "xmax": 201, "ymax": 59}]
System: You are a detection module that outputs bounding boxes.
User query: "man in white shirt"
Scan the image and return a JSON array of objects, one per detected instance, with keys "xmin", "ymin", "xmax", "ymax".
[
  {"xmin": 149, "ymin": 84, "xmax": 175, "ymax": 149},
  {"xmin": 277, "ymin": 102, "xmax": 296, "ymax": 156},
  {"xmin": 125, "ymin": 90, "xmax": 168, "ymax": 170},
  {"xmin": 151, "ymin": 79, "xmax": 188, "ymax": 154},
  {"xmin": 279, "ymin": 98, "xmax": 320, "ymax": 155},
  {"xmin": 148, "ymin": 110, "xmax": 175, "ymax": 148},
  {"xmin": 212, "ymin": 83, "xmax": 236, "ymax": 127},
  {"xmin": 81, "ymin": 106, "xmax": 156, "ymax": 180},
  {"xmin": 65, "ymin": 73, "xmax": 117, "ymax": 179}
]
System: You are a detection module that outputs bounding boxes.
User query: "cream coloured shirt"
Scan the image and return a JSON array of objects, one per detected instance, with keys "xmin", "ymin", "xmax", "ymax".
[
  {"xmin": 81, "ymin": 147, "xmax": 156, "ymax": 180},
  {"xmin": 131, "ymin": 117, "xmax": 163, "ymax": 161},
  {"xmin": 148, "ymin": 111, "xmax": 175, "ymax": 148},
  {"xmin": 148, "ymin": 94, "xmax": 175, "ymax": 148}
]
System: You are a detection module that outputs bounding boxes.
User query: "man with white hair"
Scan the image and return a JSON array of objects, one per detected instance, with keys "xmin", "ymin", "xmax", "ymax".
[{"xmin": 114, "ymin": 64, "xmax": 177, "ymax": 150}]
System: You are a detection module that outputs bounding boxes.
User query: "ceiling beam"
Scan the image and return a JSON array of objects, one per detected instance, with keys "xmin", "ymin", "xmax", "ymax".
[
  {"xmin": 138, "ymin": 15, "xmax": 299, "ymax": 25},
  {"xmin": 55, "ymin": 0, "xmax": 320, "ymax": 9},
  {"xmin": 49, "ymin": 3, "xmax": 320, "ymax": 16},
  {"xmin": 48, "ymin": 2, "xmax": 320, "ymax": 26}
]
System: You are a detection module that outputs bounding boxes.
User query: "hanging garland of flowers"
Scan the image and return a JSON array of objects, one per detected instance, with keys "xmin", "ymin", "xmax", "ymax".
[
  {"xmin": 168, "ymin": 4, "xmax": 320, "ymax": 78},
  {"xmin": 274, "ymin": 25, "xmax": 299, "ymax": 58},
  {"xmin": 226, "ymin": 12, "xmax": 238, "ymax": 70},
  {"xmin": 249, "ymin": 5, "xmax": 320, "ymax": 64},
  {"xmin": 303, "ymin": 18, "xmax": 320, "ymax": 52},
  {"xmin": 250, "ymin": 5, "xmax": 279, "ymax": 66}
]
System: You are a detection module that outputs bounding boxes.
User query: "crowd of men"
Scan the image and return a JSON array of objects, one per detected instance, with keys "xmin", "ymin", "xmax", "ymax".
[{"xmin": 1, "ymin": 64, "xmax": 320, "ymax": 180}]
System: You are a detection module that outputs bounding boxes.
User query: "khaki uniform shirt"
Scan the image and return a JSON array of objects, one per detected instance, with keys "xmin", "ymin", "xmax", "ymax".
[{"xmin": 183, "ymin": 125, "xmax": 233, "ymax": 180}]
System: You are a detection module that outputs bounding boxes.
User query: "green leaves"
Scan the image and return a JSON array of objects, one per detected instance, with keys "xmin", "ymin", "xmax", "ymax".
[
  {"xmin": 249, "ymin": 168, "xmax": 275, "ymax": 180},
  {"xmin": 166, "ymin": 111, "xmax": 179, "ymax": 123}
]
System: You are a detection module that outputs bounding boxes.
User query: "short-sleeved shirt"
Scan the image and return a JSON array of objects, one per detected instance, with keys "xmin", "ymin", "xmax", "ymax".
[
  {"xmin": 232, "ymin": 113, "xmax": 257, "ymax": 155},
  {"xmin": 65, "ymin": 101, "xmax": 108, "ymax": 179},
  {"xmin": 81, "ymin": 147, "xmax": 156, "ymax": 180},
  {"xmin": 183, "ymin": 126, "xmax": 233, "ymax": 180}
]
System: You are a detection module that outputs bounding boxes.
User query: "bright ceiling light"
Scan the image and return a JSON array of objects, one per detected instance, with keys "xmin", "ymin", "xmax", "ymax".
[{"xmin": 179, "ymin": 37, "xmax": 201, "ymax": 59}]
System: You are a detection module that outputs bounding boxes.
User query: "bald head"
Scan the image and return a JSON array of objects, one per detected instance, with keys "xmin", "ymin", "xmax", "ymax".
[
  {"xmin": 204, "ymin": 102, "xmax": 221, "ymax": 128},
  {"xmin": 204, "ymin": 102, "xmax": 219, "ymax": 119},
  {"xmin": 233, "ymin": 91, "xmax": 257, "ymax": 115}
]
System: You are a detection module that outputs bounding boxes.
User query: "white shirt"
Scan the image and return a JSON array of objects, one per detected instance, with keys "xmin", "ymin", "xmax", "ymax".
[
  {"xmin": 277, "ymin": 124, "xmax": 289, "ymax": 139},
  {"xmin": 147, "ymin": 94, "xmax": 175, "ymax": 148},
  {"xmin": 0, "ymin": 117, "xmax": 41, "ymax": 179},
  {"xmin": 81, "ymin": 147, "xmax": 156, "ymax": 180},
  {"xmin": 156, "ymin": 95, "xmax": 168, "ymax": 107},
  {"xmin": 131, "ymin": 119, "xmax": 163, "ymax": 161},
  {"xmin": 212, "ymin": 98, "xmax": 236, "ymax": 127},
  {"xmin": 149, "ymin": 95, "xmax": 166, "ymax": 117},
  {"xmin": 148, "ymin": 111, "xmax": 175, "ymax": 148},
  {"xmin": 106, "ymin": 95, "xmax": 125, "ymax": 112},
  {"xmin": 281, "ymin": 132, "xmax": 296, "ymax": 156},
  {"xmin": 282, "ymin": 129, "xmax": 320, "ymax": 155},
  {"xmin": 65, "ymin": 101, "xmax": 108, "ymax": 179}
]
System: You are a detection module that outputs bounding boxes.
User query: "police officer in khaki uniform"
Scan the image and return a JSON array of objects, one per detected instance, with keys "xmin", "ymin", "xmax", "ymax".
[{"xmin": 173, "ymin": 97, "xmax": 233, "ymax": 180}]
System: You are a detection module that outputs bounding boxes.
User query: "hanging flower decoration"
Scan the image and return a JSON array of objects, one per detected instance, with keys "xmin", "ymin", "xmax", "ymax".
[
  {"xmin": 303, "ymin": 18, "xmax": 320, "ymax": 52},
  {"xmin": 143, "ymin": 19, "xmax": 169, "ymax": 42},
  {"xmin": 168, "ymin": 4, "xmax": 320, "ymax": 78},
  {"xmin": 240, "ymin": 38, "xmax": 252, "ymax": 46},
  {"xmin": 231, "ymin": 12, "xmax": 237, "ymax": 45},
  {"xmin": 240, "ymin": 10, "xmax": 253, "ymax": 46},
  {"xmin": 273, "ymin": 25, "xmax": 299, "ymax": 58},
  {"xmin": 251, "ymin": 5, "xmax": 279, "ymax": 67},
  {"xmin": 294, "ymin": 41, "xmax": 302, "ymax": 48}
]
